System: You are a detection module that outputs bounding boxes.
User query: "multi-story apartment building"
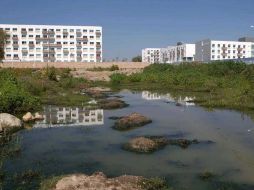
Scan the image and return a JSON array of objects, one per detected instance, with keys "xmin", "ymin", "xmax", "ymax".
[
  {"xmin": 142, "ymin": 48, "xmax": 163, "ymax": 63},
  {"xmin": 142, "ymin": 43, "xmax": 195, "ymax": 64},
  {"xmin": 0, "ymin": 24, "xmax": 102, "ymax": 62},
  {"xmin": 195, "ymin": 39, "xmax": 254, "ymax": 62},
  {"xmin": 163, "ymin": 43, "xmax": 195, "ymax": 64}
]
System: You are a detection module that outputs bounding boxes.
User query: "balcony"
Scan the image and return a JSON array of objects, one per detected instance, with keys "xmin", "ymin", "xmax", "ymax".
[
  {"xmin": 13, "ymin": 56, "xmax": 19, "ymax": 60},
  {"xmin": 96, "ymin": 31, "xmax": 101, "ymax": 36},
  {"xmin": 63, "ymin": 49, "xmax": 69, "ymax": 53},
  {"xmin": 37, "ymin": 37, "xmax": 55, "ymax": 41},
  {"xmin": 76, "ymin": 44, "xmax": 82, "ymax": 47},
  {"xmin": 48, "ymin": 31, "xmax": 55, "ymax": 35},
  {"xmin": 237, "ymin": 48, "xmax": 243, "ymax": 51},
  {"xmin": 22, "ymin": 49, "xmax": 28, "ymax": 53},
  {"xmin": 42, "ymin": 43, "xmax": 62, "ymax": 48},
  {"xmin": 222, "ymin": 47, "xmax": 227, "ymax": 51},
  {"xmin": 76, "ymin": 50, "xmax": 82, "ymax": 53},
  {"xmin": 76, "ymin": 37, "xmax": 88, "ymax": 42},
  {"xmin": 29, "ymin": 44, "xmax": 35, "ymax": 48},
  {"xmin": 96, "ymin": 51, "xmax": 101, "ymax": 54},
  {"xmin": 221, "ymin": 53, "xmax": 227, "ymax": 56},
  {"xmin": 21, "ymin": 30, "xmax": 27, "ymax": 34},
  {"xmin": 237, "ymin": 53, "xmax": 243, "ymax": 57},
  {"xmin": 43, "ymin": 49, "xmax": 55, "ymax": 53},
  {"xmin": 96, "ymin": 44, "xmax": 101, "ymax": 48},
  {"xmin": 12, "ymin": 44, "xmax": 19, "ymax": 47},
  {"xmin": 63, "ymin": 31, "xmax": 68, "ymax": 35},
  {"xmin": 12, "ymin": 37, "xmax": 19, "ymax": 41},
  {"xmin": 76, "ymin": 31, "xmax": 82, "ymax": 35}
]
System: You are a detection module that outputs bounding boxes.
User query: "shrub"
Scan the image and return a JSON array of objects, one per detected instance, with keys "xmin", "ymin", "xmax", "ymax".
[
  {"xmin": 45, "ymin": 67, "xmax": 57, "ymax": 81},
  {"xmin": 110, "ymin": 73, "xmax": 126, "ymax": 84},
  {"xmin": 110, "ymin": 64, "xmax": 119, "ymax": 71},
  {"xmin": 0, "ymin": 70, "xmax": 39, "ymax": 113}
]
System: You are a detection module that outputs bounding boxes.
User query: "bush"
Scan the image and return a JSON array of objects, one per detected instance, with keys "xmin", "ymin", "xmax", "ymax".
[
  {"xmin": 110, "ymin": 64, "xmax": 119, "ymax": 71},
  {"xmin": 45, "ymin": 67, "xmax": 57, "ymax": 81},
  {"xmin": 110, "ymin": 73, "xmax": 126, "ymax": 84},
  {"xmin": 0, "ymin": 69, "xmax": 40, "ymax": 113}
]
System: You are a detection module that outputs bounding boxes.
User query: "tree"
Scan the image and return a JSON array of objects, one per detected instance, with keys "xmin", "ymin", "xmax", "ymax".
[
  {"xmin": 0, "ymin": 29, "xmax": 8, "ymax": 62},
  {"xmin": 132, "ymin": 55, "xmax": 142, "ymax": 62}
]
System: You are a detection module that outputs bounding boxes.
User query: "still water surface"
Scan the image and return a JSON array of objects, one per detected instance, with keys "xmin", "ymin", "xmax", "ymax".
[{"xmin": 3, "ymin": 90, "xmax": 254, "ymax": 189}]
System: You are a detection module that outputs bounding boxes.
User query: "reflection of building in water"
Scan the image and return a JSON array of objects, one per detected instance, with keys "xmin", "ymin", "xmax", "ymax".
[
  {"xmin": 142, "ymin": 91, "xmax": 195, "ymax": 106},
  {"xmin": 35, "ymin": 106, "xmax": 104, "ymax": 128},
  {"xmin": 142, "ymin": 91, "xmax": 161, "ymax": 100}
]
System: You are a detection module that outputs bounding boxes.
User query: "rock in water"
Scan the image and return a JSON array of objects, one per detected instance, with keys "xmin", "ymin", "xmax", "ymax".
[
  {"xmin": 99, "ymin": 98, "xmax": 128, "ymax": 110},
  {"xmin": 22, "ymin": 112, "xmax": 34, "ymax": 122},
  {"xmin": 123, "ymin": 136, "xmax": 168, "ymax": 153},
  {"xmin": 113, "ymin": 113, "xmax": 152, "ymax": 131},
  {"xmin": 34, "ymin": 112, "xmax": 44, "ymax": 120},
  {"xmin": 0, "ymin": 113, "xmax": 22, "ymax": 132}
]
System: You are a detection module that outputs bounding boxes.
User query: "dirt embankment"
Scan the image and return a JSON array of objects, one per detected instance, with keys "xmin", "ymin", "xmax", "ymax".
[{"xmin": 1, "ymin": 62, "xmax": 149, "ymax": 81}]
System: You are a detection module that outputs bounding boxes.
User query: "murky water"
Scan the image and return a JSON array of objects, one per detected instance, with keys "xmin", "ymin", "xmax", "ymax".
[{"xmin": 2, "ymin": 90, "xmax": 254, "ymax": 190}]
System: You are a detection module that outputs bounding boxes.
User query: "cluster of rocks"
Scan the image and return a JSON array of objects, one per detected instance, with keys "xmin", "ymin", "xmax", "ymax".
[
  {"xmin": 22, "ymin": 112, "xmax": 44, "ymax": 122},
  {"xmin": 123, "ymin": 136, "xmax": 199, "ymax": 153},
  {"xmin": 99, "ymin": 98, "xmax": 129, "ymax": 110},
  {"xmin": 112, "ymin": 113, "xmax": 152, "ymax": 131}
]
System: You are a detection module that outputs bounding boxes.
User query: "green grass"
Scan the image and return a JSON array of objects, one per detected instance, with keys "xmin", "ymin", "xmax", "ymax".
[
  {"xmin": 109, "ymin": 61, "xmax": 254, "ymax": 112},
  {"xmin": 0, "ymin": 67, "xmax": 91, "ymax": 114}
]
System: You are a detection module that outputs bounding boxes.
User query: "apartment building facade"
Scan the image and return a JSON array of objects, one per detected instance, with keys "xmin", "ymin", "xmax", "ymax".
[
  {"xmin": 0, "ymin": 24, "xmax": 102, "ymax": 62},
  {"xmin": 195, "ymin": 39, "xmax": 254, "ymax": 62},
  {"xmin": 142, "ymin": 43, "xmax": 195, "ymax": 64},
  {"xmin": 163, "ymin": 43, "xmax": 195, "ymax": 64},
  {"xmin": 142, "ymin": 48, "xmax": 163, "ymax": 64}
]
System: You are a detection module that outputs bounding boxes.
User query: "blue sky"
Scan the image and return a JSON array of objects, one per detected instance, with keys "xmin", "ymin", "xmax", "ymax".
[{"xmin": 0, "ymin": 0, "xmax": 253, "ymax": 60}]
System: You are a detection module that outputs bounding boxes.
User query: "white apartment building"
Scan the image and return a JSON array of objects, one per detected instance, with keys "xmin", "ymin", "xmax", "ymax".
[
  {"xmin": 0, "ymin": 24, "xmax": 102, "ymax": 62},
  {"xmin": 195, "ymin": 39, "xmax": 254, "ymax": 62},
  {"xmin": 163, "ymin": 43, "xmax": 195, "ymax": 64},
  {"xmin": 142, "ymin": 43, "xmax": 195, "ymax": 64},
  {"xmin": 142, "ymin": 48, "xmax": 163, "ymax": 63}
]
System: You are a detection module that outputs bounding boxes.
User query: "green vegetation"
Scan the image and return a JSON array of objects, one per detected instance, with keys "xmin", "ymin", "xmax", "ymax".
[
  {"xmin": 132, "ymin": 55, "xmax": 142, "ymax": 62},
  {"xmin": 140, "ymin": 177, "xmax": 171, "ymax": 190},
  {"xmin": 0, "ymin": 30, "xmax": 8, "ymax": 62},
  {"xmin": 87, "ymin": 64, "xmax": 119, "ymax": 72},
  {"xmin": 0, "ymin": 67, "xmax": 91, "ymax": 114},
  {"xmin": 110, "ymin": 61, "xmax": 254, "ymax": 111}
]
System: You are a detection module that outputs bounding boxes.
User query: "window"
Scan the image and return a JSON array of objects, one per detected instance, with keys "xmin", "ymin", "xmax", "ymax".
[
  {"xmin": 13, "ymin": 28, "xmax": 17, "ymax": 31},
  {"xmin": 56, "ymin": 35, "xmax": 61, "ymax": 38},
  {"xmin": 13, "ymin": 48, "xmax": 18, "ymax": 51},
  {"xmin": 63, "ymin": 42, "xmax": 68, "ymax": 44},
  {"xmin": 83, "ymin": 29, "xmax": 87, "ymax": 32},
  {"xmin": 56, "ymin": 29, "xmax": 61, "ymax": 32},
  {"xmin": 70, "ymin": 35, "xmax": 74, "ymax": 38},
  {"xmin": 90, "ymin": 42, "xmax": 94, "ymax": 45},
  {"xmin": 70, "ymin": 29, "xmax": 74, "ymax": 32},
  {"xmin": 212, "ymin": 44, "xmax": 215, "ymax": 47},
  {"xmin": 28, "ymin": 28, "xmax": 33, "ymax": 31},
  {"xmin": 22, "ymin": 35, "xmax": 26, "ymax": 38},
  {"xmin": 36, "ymin": 28, "xmax": 40, "ymax": 32},
  {"xmin": 29, "ymin": 35, "xmax": 33, "ymax": 38},
  {"xmin": 89, "ymin": 30, "xmax": 94, "ymax": 32},
  {"xmin": 5, "ymin": 28, "xmax": 10, "ymax": 31},
  {"xmin": 217, "ymin": 44, "xmax": 220, "ymax": 47}
]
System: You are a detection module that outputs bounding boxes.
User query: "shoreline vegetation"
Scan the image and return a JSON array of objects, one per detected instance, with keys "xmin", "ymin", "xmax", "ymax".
[{"xmin": 109, "ymin": 61, "xmax": 254, "ymax": 113}]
